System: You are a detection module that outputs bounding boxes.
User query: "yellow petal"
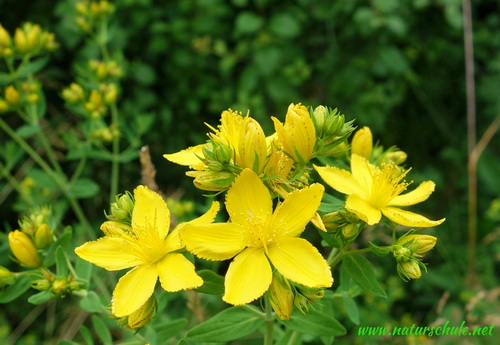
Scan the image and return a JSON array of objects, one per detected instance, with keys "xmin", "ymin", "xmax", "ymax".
[
  {"xmin": 112, "ymin": 264, "xmax": 158, "ymax": 317},
  {"xmin": 132, "ymin": 185, "xmax": 170, "ymax": 239},
  {"xmin": 157, "ymin": 253, "xmax": 203, "ymax": 292},
  {"xmin": 75, "ymin": 237, "xmax": 145, "ymax": 270},
  {"xmin": 314, "ymin": 164, "xmax": 364, "ymax": 196},
  {"xmin": 169, "ymin": 201, "xmax": 220, "ymax": 252},
  {"xmin": 267, "ymin": 238, "xmax": 332, "ymax": 288},
  {"xmin": 181, "ymin": 223, "xmax": 246, "ymax": 260},
  {"xmin": 163, "ymin": 144, "xmax": 204, "ymax": 167},
  {"xmin": 345, "ymin": 194, "xmax": 382, "ymax": 225},
  {"xmin": 350, "ymin": 154, "xmax": 373, "ymax": 197},
  {"xmin": 390, "ymin": 181, "xmax": 435, "ymax": 206},
  {"xmin": 225, "ymin": 169, "xmax": 272, "ymax": 227},
  {"xmin": 381, "ymin": 207, "xmax": 445, "ymax": 227},
  {"xmin": 237, "ymin": 117, "xmax": 268, "ymax": 173},
  {"xmin": 223, "ymin": 247, "xmax": 272, "ymax": 305},
  {"xmin": 270, "ymin": 183, "xmax": 324, "ymax": 238}
]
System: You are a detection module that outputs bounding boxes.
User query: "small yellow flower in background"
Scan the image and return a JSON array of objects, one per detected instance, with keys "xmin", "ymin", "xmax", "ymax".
[
  {"xmin": 5, "ymin": 86, "xmax": 20, "ymax": 106},
  {"xmin": 314, "ymin": 154, "xmax": 445, "ymax": 227},
  {"xmin": 75, "ymin": 185, "xmax": 220, "ymax": 317},
  {"xmin": 351, "ymin": 126, "xmax": 373, "ymax": 159},
  {"xmin": 181, "ymin": 169, "xmax": 332, "ymax": 306},
  {"xmin": 8, "ymin": 230, "xmax": 40, "ymax": 268},
  {"xmin": 272, "ymin": 103, "xmax": 316, "ymax": 164},
  {"xmin": 0, "ymin": 24, "xmax": 13, "ymax": 58}
]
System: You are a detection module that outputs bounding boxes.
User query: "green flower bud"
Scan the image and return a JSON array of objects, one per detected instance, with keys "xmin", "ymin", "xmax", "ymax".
[
  {"xmin": 0, "ymin": 266, "xmax": 16, "ymax": 287},
  {"xmin": 398, "ymin": 261, "xmax": 422, "ymax": 281},
  {"xmin": 35, "ymin": 223, "xmax": 53, "ymax": 249},
  {"xmin": 51, "ymin": 277, "xmax": 68, "ymax": 296},
  {"xmin": 397, "ymin": 234, "xmax": 437, "ymax": 255}
]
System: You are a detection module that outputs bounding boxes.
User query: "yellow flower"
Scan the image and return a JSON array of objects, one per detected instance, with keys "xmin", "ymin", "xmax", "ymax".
[
  {"xmin": 272, "ymin": 103, "xmax": 316, "ymax": 164},
  {"xmin": 181, "ymin": 169, "xmax": 332, "ymax": 305},
  {"xmin": 8, "ymin": 230, "xmax": 40, "ymax": 268},
  {"xmin": 314, "ymin": 154, "xmax": 445, "ymax": 227},
  {"xmin": 75, "ymin": 186, "xmax": 219, "ymax": 317}
]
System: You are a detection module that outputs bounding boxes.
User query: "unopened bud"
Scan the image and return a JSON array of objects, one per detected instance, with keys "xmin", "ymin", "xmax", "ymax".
[
  {"xmin": 351, "ymin": 126, "xmax": 373, "ymax": 159},
  {"xmin": 269, "ymin": 275, "xmax": 294, "ymax": 320},
  {"xmin": 32, "ymin": 278, "xmax": 51, "ymax": 291},
  {"xmin": 188, "ymin": 171, "xmax": 234, "ymax": 191},
  {"xmin": 35, "ymin": 224, "xmax": 53, "ymax": 249},
  {"xmin": 5, "ymin": 85, "xmax": 20, "ymax": 106},
  {"xmin": 126, "ymin": 295, "xmax": 157, "ymax": 329},
  {"xmin": 0, "ymin": 266, "xmax": 16, "ymax": 287},
  {"xmin": 397, "ymin": 234, "xmax": 437, "ymax": 255},
  {"xmin": 398, "ymin": 261, "xmax": 422, "ymax": 280},
  {"xmin": 8, "ymin": 230, "xmax": 40, "ymax": 268}
]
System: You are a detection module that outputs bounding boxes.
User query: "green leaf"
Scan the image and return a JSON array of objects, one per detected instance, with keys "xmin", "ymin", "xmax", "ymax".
[
  {"xmin": 67, "ymin": 178, "xmax": 100, "ymax": 199},
  {"xmin": 55, "ymin": 246, "xmax": 69, "ymax": 277},
  {"xmin": 75, "ymin": 257, "xmax": 93, "ymax": 283},
  {"xmin": 79, "ymin": 325, "xmax": 94, "ymax": 345},
  {"xmin": 147, "ymin": 318, "xmax": 188, "ymax": 342},
  {"xmin": 269, "ymin": 13, "xmax": 301, "ymax": 39},
  {"xmin": 91, "ymin": 315, "xmax": 112, "ymax": 345},
  {"xmin": 341, "ymin": 291, "xmax": 360, "ymax": 324},
  {"xmin": 17, "ymin": 56, "xmax": 50, "ymax": 78},
  {"xmin": 284, "ymin": 309, "xmax": 346, "ymax": 337},
  {"xmin": 16, "ymin": 124, "xmax": 40, "ymax": 138},
  {"xmin": 0, "ymin": 275, "xmax": 32, "ymax": 303},
  {"xmin": 44, "ymin": 226, "xmax": 72, "ymax": 267},
  {"xmin": 28, "ymin": 291, "xmax": 55, "ymax": 305},
  {"xmin": 342, "ymin": 254, "xmax": 387, "ymax": 298},
  {"xmin": 80, "ymin": 291, "xmax": 104, "ymax": 313},
  {"xmin": 0, "ymin": 72, "xmax": 13, "ymax": 85},
  {"xmin": 235, "ymin": 12, "xmax": 264, "ymax": 35},
  {"xmin": 28, "ymin": 168, "xmax": 60, "ymax": 192},
  {"xmin": 185, "ymin": 306, "xmax": 263, "ymax": 342},
  {"xmin": 194, "ymin": 270, "xmax": 224, "ymax": 295}
]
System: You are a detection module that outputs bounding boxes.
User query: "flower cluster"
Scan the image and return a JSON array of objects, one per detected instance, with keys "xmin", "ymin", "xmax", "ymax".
[{"xmin": 75, "ymin": 103, "xmax": 445, "ymax": 325}]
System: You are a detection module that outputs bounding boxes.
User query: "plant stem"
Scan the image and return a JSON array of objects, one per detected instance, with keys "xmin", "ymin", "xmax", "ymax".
[
  {"xmin": 0, "ymin": 118, "xmax": 94, "ymax": 237},
  {"xmin": 264, "ymin": 293, "xmax": 274, "ymax": 345},
  {"xmin": 286, "ymin": 331, "xmax": 300, "ymax": 345},
  {"xmin": 328, "ymin": 247, "xmax": 373, "ymax": 267},
  {"xmin": 109, "ymin": 103, "xmax": 120, "ymax": 202}
]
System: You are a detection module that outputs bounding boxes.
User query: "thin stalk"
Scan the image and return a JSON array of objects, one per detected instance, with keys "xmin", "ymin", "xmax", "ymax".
[
  {"xmin": 0, "ymin": 161, "xmax": 35, "ymax": 206},
  {"xmin": 109, "ymin": 103, "xmax": 120, "ymax": 201},
  {"xmin": 264, "ymin": 293, "xmax": 275, "ymax": 345},
  {"xmin": 286, "ymin": 331, "xmax": 300, "ymax": 345},
  {"xmin": 462, "ymin": 0, "xmax": 477, "ymax": 287},
  {"xmin": 35, "ymin": 123, "xmax": 65, "ymax": 175},
  {"xmin": 328, "ymin": 247, "xmax": 373, "ymax": 267},
  {"xmin": 0, "ymin": 118, "xmax": 94, "ymax": 236}
]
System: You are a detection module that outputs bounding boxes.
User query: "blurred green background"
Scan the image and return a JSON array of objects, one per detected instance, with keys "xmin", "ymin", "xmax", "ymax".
[{"xmin": 1, "ymin": 0, "xmax": 499, "ymax": 344}]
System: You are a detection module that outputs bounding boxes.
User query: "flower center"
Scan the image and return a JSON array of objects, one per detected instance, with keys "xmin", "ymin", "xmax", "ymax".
[
  {"xmin": 243, "ymin": 212, "xmax": 277, "ymax": 252},
  {"xmin": 369, "ymin": 163, "xmax": 410, "ymax": 208},
  {"xmin": 130, "ymin": 225, "xmax": 167, "ymax": 263}
]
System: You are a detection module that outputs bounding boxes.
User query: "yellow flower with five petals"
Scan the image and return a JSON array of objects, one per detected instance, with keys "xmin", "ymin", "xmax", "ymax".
[
  {"xmin": 314, "ymin": 154, "xmax": 445, "ymax": 227},
  {"xmin": 180, "ymin": 169, "xmax": 332, "ymax": 305},
  {"xmin": 75, "ymin": 185, "xmax": 219, "ymax": 317}
]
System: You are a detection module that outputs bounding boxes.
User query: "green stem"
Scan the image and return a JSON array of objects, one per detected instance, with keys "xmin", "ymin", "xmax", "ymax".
[
  {"xmin": 35, "ymin": 124, "xmax": 64, "ymax": 175},
  {"xmin": 109, "ymin": 103, "xmax": 120, "ymax": 201},
  {"xmin": 0, "ymin": 118, "xmax": 94, "ymax": 237},
  {"xmin": 328, "ymin": 247, "xmax": 373, "ymax": 267},
  {"xmin": 0, "ymin": 161, "xmax": 35, "ymax": 206},
  {"xmin": 286, "ymin": 331, "xmax": 300, "ymax": 345},
  {"xmin": 264, "ymin": 293, "xmax": 275, "ymax": 345}
]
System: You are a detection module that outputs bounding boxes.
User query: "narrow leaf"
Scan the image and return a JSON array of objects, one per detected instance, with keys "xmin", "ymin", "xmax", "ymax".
[
  {"xmin": 342, "ymin": 254, "xmax": 387, "ymax": 298},
  {"xmin": 91, "ymin": 315, "xmax": 112, "ymax": 345},
  {"xmin": 284, "ymin": 309, "xmax": 346, "ymax": 337},
  {"xmin": 0, "ymin": 275, "xmax": 32, "ymax": 303},
  {"xmin": 185, "ymin": 306, "xmax": 263, "ymax": 342},
  {"xmin": 28, "ymin": 291, "xmax": 55, "ymax": 305},
  {"xmin": 56, "ymin": 246, "xmax": 69, "ymax": 277}
]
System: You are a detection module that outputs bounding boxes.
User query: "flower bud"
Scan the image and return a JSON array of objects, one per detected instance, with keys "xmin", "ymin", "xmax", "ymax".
[
  {"xmin": 32, "ymin": 278, "xmax": 51, "ymax": 291},
  {"xmin": 382, "ymin": 151, "xmax": 407, "ymax": 165},
  {"xmin": 51, "ymin": 277, "xmax": 68, "ymax": 296},
  {"xmin": 351, "ymin": 126, "xmax": 373, "ymax": 159},
  {"xmin": 35, "ymin": 224, "xmax": 53, "ymax": 249},
  {"xmin": 398, "ymin": 261, "xmax": 422, "ymax": 280},
  {"xmin": 8, "ymin": 230, "xmax": 40, "ymax": 268},
  {"xmin": 237, "ymin": 117, "xmax": 267, "ymax": 174},
  {"xmin": 269, "ymin": 275, "xmax": 294, "ymax": 320},
  {"xmin": 5, "ymin": 85, "xmax": 20, "ymax": 106},
  {"xmin": 188, "ymin": 171, "xmax": 234, "ymax": 191},
  {"xmin": 0, "ymin": 266, "xmax": 16, "ymax": 287},
  {"xmin": 397, "ymin": 234, "xmax": 437, "ymax": 255},
  {"xmin": 125, "ymin": 295, "xmax": 157, "ymax": 329},
  {"xmin": 0, "ymin": 24, "xmax": 13, "ymax": 58},
  {"xmin": 311, "ymin": 105, "xmax": 327, "ymax": 136},
  {"xmin": 391, "ymin": 245, "xmax": 412, "ymax": 262},
  {"xmin": 14, "ymin": 27, "xmax": 29, "ymax": 54},
  {"xmin": 62, "ymin": 83, "xmax": 85, "ymax": 104},
  {"xmin": 0, "ymin": 99, "xmax": 9, "ymax": 113}
]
